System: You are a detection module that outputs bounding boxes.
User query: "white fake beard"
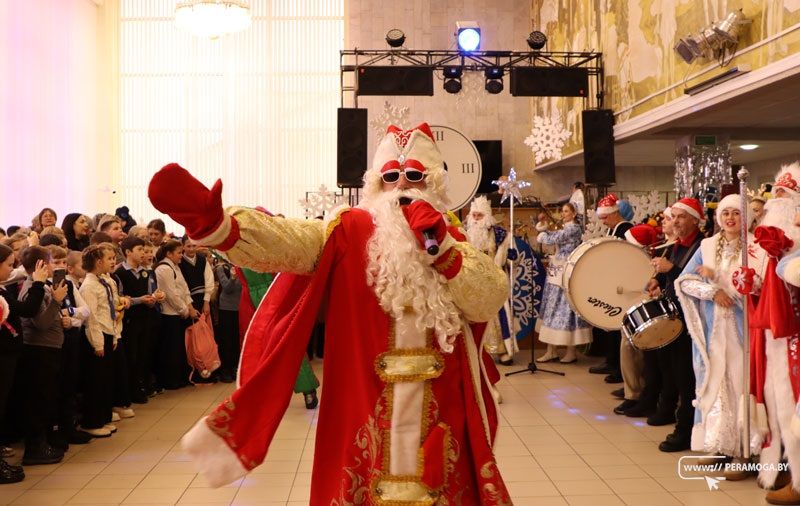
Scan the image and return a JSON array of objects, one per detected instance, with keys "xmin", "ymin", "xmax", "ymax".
[
  {"xmin": 360, "ymin": 188, "xmax": 461, "ymax": 353},
  {"xmin": 762, "ymin": 197, "xmax": 800, "ymax": 254},
  {"xmin": 464, "ymin": 216, "xmax": 495, "ymax": 254}
]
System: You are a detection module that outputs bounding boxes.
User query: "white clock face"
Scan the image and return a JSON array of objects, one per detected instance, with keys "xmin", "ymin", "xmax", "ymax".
[{"xmin": 429, "ymin": 125, "xmax": 482, "ymax": 211}]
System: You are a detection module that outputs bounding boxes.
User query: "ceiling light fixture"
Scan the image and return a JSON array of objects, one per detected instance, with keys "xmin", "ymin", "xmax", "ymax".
[
  {"xmin": 739, "ymin": 144, "xmax": 759, "ymax": 151},
  {"xmin": 175, "ymin": 0, "xmax": 252, "ymax": 39}
]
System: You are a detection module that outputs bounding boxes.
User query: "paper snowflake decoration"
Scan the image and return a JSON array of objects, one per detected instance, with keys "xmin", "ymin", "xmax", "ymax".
[
  {"xmin": 524, "ymin": 115, "xmax": 572, "ymax": 164},
  {"xmin": 299, "ymin": 185, "xmax": 343, "ymax": 219},
  {"xmin": 369, "ymin": 101, "xmax": 410, "ymax": 143},
  {"xmin": 582, "ymin": 209, "xmax": 608, "ymax": 241},
  {"xmin": 627, "ymin": 190, "xmax": 661, "ymax": 224}
]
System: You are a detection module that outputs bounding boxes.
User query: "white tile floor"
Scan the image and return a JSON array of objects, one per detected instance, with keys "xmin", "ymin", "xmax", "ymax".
[{"xmin": 0, "ymin": 356, "xmax": 774, "ymax": 505}]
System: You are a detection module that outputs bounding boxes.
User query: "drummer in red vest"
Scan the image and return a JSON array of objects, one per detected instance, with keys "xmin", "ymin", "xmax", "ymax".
[
  {"xmin": 643, "ymin": 197, "xmax": 704, "ymax": 452},
  {"xmin": 588, "ymin": 194, "xmax": 633, "ymax": 384}
]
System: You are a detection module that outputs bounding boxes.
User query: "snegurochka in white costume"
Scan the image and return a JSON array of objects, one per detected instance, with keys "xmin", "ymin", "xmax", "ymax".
[
  {"xmin": 675, "ymin": 194, "xmax": 762, "ymax": 464},
  {"xmin": 464, "ymin": 196, "xmax": 516, "ymax": 365},
  {"xmin": 534, "ymin": 202, "xmax": 591, "ymax": 364}
]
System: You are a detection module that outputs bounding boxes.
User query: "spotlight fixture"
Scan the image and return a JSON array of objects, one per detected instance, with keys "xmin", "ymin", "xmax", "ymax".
[
  {"xmin": 442, "ymin": 65, "xmax": 464, "ymax": 93},
  {"xmin": 674, "ymin": 9, "xmax": 750, "ymax": 64},
  {"xmin": 385, "ymin": 28, "xmax": 406, "ymax": 48},
  {"xmin": 527, "ymin": 30, "xmax": 547, "ymax": 50},
  {"xmin": 456, "ymin": 21, "xmax": 481, "ymax": 52},
  {"xmin": 443, "ymin": 66, "xmax": 463, "ymax": 94},
  {"xmin": 484, "ymin": 67, "xmax": 503, "ymax": 94}
]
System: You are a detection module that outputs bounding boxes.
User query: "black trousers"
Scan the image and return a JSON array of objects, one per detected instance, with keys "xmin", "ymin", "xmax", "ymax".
[
  {"xmin": 215, "ymin": 310, "xmax": 240, "ymax": 374},
  {"xmin": 0, "ymin": 351, "xmax": 21, "ymax": 434},
  {"xmin": 21, "ymin": 344, "xmax": 61, "ymax": 444},
  {"xmin": 57, "ymin": 329, "xmax": 82, "ymax": 433},
  {"xmin": 112, "ymin": 339, "xmax": 131, "ymax": 408},
  {"xmin": 656, "ymin": 331, "xmax": 695, "ymax": 433},
  {"xmin": 594, "ymin": 328, "xmax": 621, "ymax": 373},
  {"xmin": 157, "ymin": 315, "xmax": 190, "ymax": 389},
  {"xmin": 122, "ymin": 310, "xmax": 150, "ymax": 399},
  {"xmin": 82, "ymin": 334, "xmax": 114, "ymax": 429}
]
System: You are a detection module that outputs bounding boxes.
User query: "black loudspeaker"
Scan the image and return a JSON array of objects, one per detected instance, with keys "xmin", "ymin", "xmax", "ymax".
[
  {"xmin": 473, "ymin": 140, "xmax": 502, "ymax": 194},
  {"xmin": 337, "ymin": 108, "xmax": 368, "ymax": 188},
  {"xmin": 357, "ymin": 66, "xmax": 434, "ymax": 96},
  {"xmin": 582, "ymin": 109, "xmax": 616, "ymax": 185},
  {"xmin": 510, "ymin": 67, "xmax": 589, "ymax": 97}
]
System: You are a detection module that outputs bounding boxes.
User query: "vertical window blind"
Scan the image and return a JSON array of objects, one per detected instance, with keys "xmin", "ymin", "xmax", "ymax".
[{"xmin": 120, "ymin": 0, "xmax": 344, "ymax": 233}]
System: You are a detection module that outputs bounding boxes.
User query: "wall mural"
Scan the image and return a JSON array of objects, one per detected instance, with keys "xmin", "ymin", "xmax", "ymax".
[{"xmin": 530, "ymin": 0, "xmax": 800, "ymax": 159}]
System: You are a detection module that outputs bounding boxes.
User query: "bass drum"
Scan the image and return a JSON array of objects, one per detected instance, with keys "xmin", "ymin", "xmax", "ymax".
[{"xmin": 562, "ymin": 236, "xmax": 653, "ymax": 330}]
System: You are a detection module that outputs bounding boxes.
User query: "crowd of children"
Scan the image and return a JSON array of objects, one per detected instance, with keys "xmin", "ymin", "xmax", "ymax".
[{"xmin": 0, "ymin": 208, "xmax": 243, "ymax": 484}]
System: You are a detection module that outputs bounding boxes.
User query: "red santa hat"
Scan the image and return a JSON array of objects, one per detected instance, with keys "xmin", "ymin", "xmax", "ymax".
[
  {"xmin": 595, "ymin": 193, "xmax": 619, "ymax": 216},
  {"xmin": 671, "ymin": 198, "xmax": 703, "ymax": 221},
  {"xmin": 663, "ymin": 206, "xmax": 672, "ymax": 219},
  {"xmin": 624, "ymin": 224, "xmax": 657, "ymax": 247},
  {"xmin": 773, "ymin": 162, "xmax": 800, "ymax": 197}
]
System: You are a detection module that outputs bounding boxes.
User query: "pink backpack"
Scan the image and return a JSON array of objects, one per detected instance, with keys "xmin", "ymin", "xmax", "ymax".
[{"xmin": 185, "ymin": 314, "xmax": 221, "ymax": 381}]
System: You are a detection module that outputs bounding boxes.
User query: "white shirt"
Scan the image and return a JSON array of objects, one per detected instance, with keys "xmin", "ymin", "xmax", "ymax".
[
  {"xmin": 80, "ymin": 273, "xmax": 121, "ymax": 351},
  {"xmin": 155, "ymin": 258, "xmax": 193, "ymax": 317}
]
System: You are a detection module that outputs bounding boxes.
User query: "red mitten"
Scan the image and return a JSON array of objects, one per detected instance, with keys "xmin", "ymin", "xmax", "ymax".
[
  {"xmin": 148, "ymin": 163, "xmax": 225, "ymax": 240},
  {"xmin": 401, "ymin": 200, "xmax": 447, "ymax": 250},
  {"xmin": 755, "ymin": 225, "xmax": 794, "ymax": 258},
  {"xmin": 732, "ymin": 266, "xmax": 756, "ymax": 295}
]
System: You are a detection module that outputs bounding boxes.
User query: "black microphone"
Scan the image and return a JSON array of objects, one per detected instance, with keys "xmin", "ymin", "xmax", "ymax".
[{"xmin": 398, "ymin": 197, "xmax": 440, "ymax": 256}]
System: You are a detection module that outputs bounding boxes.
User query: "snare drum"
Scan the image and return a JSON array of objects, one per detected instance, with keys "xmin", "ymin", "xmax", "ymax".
[
  {"xmin": 562, "ymin": 236, "xmax": 653, "ymax": 330},
  {"xmin": 622, "ymin": 297, "xmax": 684, "ymax": 350}
]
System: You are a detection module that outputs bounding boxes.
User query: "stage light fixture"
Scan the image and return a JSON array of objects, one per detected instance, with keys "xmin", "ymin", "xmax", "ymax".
[
  {"xmin": 442, "ymin": 66, "xmax": 463, "ymax": 94},
  {"xmin": 385, "ymin": 28, "xmax": 406, "ymax": 48},
  {"xmin": 527, "ymin": 30, "xmax": 547, "ymax": 50},
  {"xmin": 674, "ymin": 9, "xmax": 750, "ymax": 64},
  {"xmin": 484, "ymin": 67, "xmax": 503, "ymax": 94},
  {"xmin": 456, "ymin": 21, "xmax": 480, "ymax": 52}
]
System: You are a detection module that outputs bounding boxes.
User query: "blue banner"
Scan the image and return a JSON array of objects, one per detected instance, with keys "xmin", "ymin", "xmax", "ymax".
[{"xmin": 512, "ymin": 236, "xmax": 545, "ymax": 341}]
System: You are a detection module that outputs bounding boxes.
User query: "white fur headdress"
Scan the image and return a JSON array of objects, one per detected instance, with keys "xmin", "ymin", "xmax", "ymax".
[
  {"xmin": 469, "ymin": 195, "xmax": 493, "ymax": 217},
  {"xmin": 362, "ymin": 123, "xmax": 449, "ymax": 209},
  {"xmin": 715, "ymin": 194, "xmax": 747, "ymax": 227}
]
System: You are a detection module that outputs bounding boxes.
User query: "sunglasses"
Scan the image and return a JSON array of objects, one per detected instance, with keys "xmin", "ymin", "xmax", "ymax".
[{"xmin": 381, "ymin": 168, "xmax": 426, "ymax": 184}]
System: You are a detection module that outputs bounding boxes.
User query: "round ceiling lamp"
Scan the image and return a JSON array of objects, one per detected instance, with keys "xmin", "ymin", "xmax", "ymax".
[{"xmin": 175, "ymin": 0, "xmax": 252, "ymax": 39}]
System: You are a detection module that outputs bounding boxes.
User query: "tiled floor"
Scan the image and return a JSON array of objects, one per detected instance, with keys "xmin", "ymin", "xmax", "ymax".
[{"xmin": 0, "ymin": 356, "xmax": 774, "ymax": 505}]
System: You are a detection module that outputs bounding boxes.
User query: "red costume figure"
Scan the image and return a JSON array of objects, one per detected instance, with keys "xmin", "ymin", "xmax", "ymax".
[{"xmin": 148, "ymin": 123, "xmax": 511, "ymax": 504}]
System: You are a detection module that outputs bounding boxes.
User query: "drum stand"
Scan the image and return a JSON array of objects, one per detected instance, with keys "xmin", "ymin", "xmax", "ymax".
[{"xmin": 505, "ymin": 356, "xmax": 566, "ymax": 377}]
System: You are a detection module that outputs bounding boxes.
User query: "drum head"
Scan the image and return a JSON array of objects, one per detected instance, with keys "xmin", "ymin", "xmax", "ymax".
[
  {"xmin": 632, "ymin": 317, "xmax": 684, "ymax": 350},
  {"xmin": 564, "ymin": 237, "xmax": 653, "ymax": 330}
]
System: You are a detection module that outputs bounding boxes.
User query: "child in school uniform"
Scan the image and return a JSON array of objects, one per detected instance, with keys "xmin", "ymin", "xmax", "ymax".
[{"xmin": 78, "ymin": 244, "xmax": 128, "ymax": 437}]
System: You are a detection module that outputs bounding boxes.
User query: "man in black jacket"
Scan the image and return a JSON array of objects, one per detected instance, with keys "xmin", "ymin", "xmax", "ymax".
[{"xmin": 645, "ymin": 198, "xmax": 704, "ymax": 452}]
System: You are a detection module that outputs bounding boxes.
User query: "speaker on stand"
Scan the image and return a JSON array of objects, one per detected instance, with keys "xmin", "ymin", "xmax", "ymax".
[{"xmin": 337, "ymin": 108, "xmax": 368, "ymax": 188}]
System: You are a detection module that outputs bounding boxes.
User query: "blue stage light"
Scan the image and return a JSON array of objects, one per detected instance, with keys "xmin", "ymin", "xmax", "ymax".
[{"xmin": 456, "ymin": 22, "xmax": 480, "ymax": 52}]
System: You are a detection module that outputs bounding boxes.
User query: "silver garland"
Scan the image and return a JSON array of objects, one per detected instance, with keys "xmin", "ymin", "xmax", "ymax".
[{"xmin": 674, "ymin": 143, "xmax": 732, "ymax": 204}]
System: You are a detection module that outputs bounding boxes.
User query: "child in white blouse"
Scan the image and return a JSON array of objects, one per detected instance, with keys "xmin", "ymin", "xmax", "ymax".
[{"xmin": 78, "ymin": 244, "xmax": 127, "ymax": 438}]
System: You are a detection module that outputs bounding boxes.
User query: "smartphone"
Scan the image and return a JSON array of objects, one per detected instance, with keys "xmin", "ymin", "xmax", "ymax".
[{"xmin": 52, "ymin": 268, "xmax": 66, "ymax": 287}]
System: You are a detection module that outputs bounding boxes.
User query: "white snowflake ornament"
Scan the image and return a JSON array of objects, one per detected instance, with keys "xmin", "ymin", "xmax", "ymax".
[
  {"xmin": 627, "ymin": 190, "xmax": 661, "ymax": 224},
  {"xmin": 369, "ymin": 101, "xmax": 410, "ymax": 143},
  {"xmin": 581, "ymin": 209, "xmax": 608, "ymax": 241},
  {"xmin": 524, "ymin": 115, "xmax": 572, "ymax": 164},
  {"xmin": 299, "ymin": 185, "xmax": 344, "ymax": 219}
]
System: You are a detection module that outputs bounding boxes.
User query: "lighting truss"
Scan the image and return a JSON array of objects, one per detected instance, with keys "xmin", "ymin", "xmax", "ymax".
[{"xmin": 340, "ymin": 49, "xmax": 604, "ymax": 108}]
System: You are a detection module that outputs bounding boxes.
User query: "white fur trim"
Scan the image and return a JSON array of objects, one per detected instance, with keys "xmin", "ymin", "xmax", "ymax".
[
  {"xmin": 430, "ymin": 233, "xmax": 457, "ymax": 264},
  {"xmin": 469, "ymin": 196, "xmax": 493, "ymax": 218},
  {"xmin": 462, "ymin": 322, "xmax": 493, "ymax": 446},
  {"xmin": 781, "ymin": 256, "xmax": 800, "ymax": 288},
  {"xmin": 0, "ymin": 295, "xmax": 8, "ymax": 325},
  {"xmin": 672, "ymin": 201, "xmax": 702, "ymax": 221},
  {"xmin": 595, "ymin": 205, "xmax": 618, "ymax": 216},
  {"xmin": 181, "ymin": 417, "xmax": 248, "ymax": 488},
  {"xmin": 714, "ymin": 194, "xmax": 745, "ymax": 228},
  {"xmin": 193, "ymin": 214, "xmax": 233, "ymax": 246},
  {"xmin": 691, "ymin": 424, "xmax": 706, "ymax": 452}
]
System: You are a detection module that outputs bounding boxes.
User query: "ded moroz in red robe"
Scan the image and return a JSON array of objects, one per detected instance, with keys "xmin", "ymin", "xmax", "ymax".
[{"xmin": 181, "ymin": 204, "xmax": 512, "ymax": 505}]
